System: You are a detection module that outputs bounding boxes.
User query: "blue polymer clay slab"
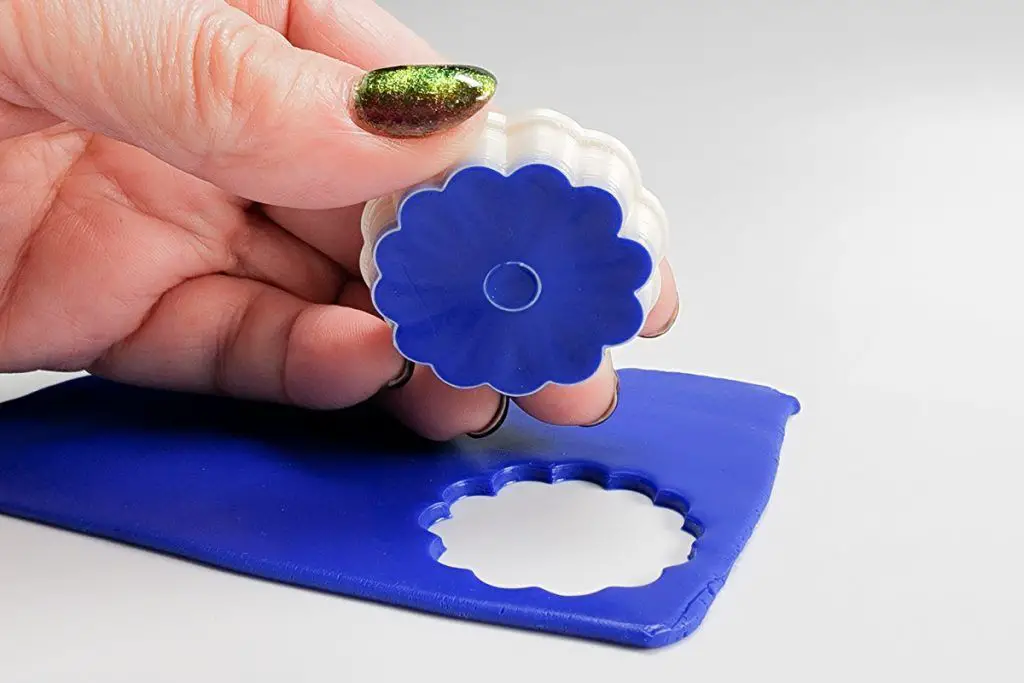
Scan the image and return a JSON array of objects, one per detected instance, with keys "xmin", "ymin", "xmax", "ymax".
[{"xmin": 0, "ymin": 370, "xmax": 799, "ymax": 648}]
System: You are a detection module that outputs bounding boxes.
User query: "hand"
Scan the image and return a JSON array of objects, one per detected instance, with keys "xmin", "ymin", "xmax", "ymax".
[{"xmin": 0, "ymin": 0, "xmax": 680, "ymax": 440}]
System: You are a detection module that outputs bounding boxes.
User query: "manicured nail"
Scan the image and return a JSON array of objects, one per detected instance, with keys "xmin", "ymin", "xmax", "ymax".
[
  {"xmin": 467, "ymin": 395, "xmax": 510, "ymax": 439},
  {"xmin": 640, "ymin": 298, "xmax": 681, "ymax": 339},
  {"xmin": 385, "ymin": 360, "xmax": 415, "ymax": 389},
  {"xmin": 352, "ymin": 65, "xmax": 497, "ymax": 138},
  {"xmin": 583, "ymin": 373, "xmax": 620, "ymax": 427}
]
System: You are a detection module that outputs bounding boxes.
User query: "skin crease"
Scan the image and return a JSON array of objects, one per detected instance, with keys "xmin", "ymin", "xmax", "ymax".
[{"xmin": 0, "ymin": 0, "xmax": 680, "ymax": 440}]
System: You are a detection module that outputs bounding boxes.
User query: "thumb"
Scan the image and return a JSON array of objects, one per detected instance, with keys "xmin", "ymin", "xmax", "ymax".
[{"xmin": 0, "ymin": 0, "xmax": 496, "ymax": 209}]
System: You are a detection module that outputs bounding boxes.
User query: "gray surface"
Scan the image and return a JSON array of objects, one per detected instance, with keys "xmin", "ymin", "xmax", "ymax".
[{"xmin": 2, "ymin": 1, "xmax": 1023, "ymax": 680}]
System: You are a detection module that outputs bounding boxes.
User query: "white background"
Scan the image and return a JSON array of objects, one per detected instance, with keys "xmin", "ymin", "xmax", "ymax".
[{"xmin": 2, "ymin": 1, "xmax": 1023, "ymax": 680}]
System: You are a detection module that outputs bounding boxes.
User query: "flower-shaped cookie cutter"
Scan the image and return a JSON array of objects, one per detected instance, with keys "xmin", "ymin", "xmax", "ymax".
[{"xmin": 360, "ymin": 109, "xmax": 670, "ymax": 397}]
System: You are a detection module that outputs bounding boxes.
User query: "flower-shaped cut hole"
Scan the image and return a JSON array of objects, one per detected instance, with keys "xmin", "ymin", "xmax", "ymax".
[{"xmin": 428, "ymin": 480, "xmax": 696, "ymax": 596}]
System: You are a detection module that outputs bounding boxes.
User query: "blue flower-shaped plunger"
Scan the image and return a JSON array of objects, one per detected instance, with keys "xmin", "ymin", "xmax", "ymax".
[{"xmin": 371, "ymin": 163, "xmax": 654, "ymax": 397}]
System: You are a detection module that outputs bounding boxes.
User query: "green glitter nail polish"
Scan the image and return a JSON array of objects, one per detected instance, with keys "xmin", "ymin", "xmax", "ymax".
[{"xmin": 352, "ymin": 65, "xmax": 497, "ymax": 138}]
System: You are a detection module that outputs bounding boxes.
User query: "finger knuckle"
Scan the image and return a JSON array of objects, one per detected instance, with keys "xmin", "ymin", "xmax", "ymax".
[{"xmin": 183, "ymin": 10, "xmax": 298, "ymax": 170}]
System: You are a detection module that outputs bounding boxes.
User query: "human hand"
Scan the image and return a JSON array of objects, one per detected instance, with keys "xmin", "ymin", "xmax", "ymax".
[{"xmin": 0, "ymin": 0, "xmax": 679, "ymax": 440}]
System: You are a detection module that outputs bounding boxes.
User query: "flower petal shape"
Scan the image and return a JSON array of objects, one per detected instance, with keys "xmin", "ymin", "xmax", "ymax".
[{"xmin": 363, "ymin": 110, "xmax": 671, "ymax": 396}]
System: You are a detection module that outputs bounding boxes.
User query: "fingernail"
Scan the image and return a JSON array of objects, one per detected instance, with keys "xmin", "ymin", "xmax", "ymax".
[
  {"xmin": 583, "ymin": 373, "xmax": 620, "ymax": 427},
  {"xmin": 352, "ymin": 65, "xmax": 497, "ymax": 138},
  {"xmin": 385, "ymin": 359, "xmax": 415, "ymax": 389},
  {"xmin": 640, "ymin": 298, "xmax": 681, "ymax": 339},
  {"xmin": 467, "ymin": 395, "xmax": 510, "ymax": 439}
]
